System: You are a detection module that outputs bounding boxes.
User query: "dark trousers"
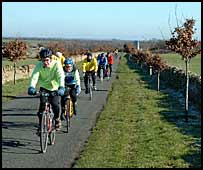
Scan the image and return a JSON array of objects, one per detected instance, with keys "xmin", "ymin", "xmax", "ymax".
[
  {"xmin": 84, "ymin": 71, "xmax": 96, "ymax": 89},
  {"xmin": 38, "ymin": 87, "xmax": 60, "ymax": 120},
  {"xmin": 61, "ymin": 86, "xmax": 77, "ymax": 107},
  {"xmin": 61, "ymin": 85, "xmax": 77, "ymax": 115},
  {"xmin": 106, "ymin": 64, "xmax": 113, "ymax": 76}
]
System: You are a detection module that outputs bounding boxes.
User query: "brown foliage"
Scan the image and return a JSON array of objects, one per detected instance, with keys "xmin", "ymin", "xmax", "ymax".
[
  {"xmin": 165, "ymin": 18, "xmax": 201, "ymax": 61},
  {"xmin": 3, "ymin": 39, "xmax": 27, "ymax": 61}
]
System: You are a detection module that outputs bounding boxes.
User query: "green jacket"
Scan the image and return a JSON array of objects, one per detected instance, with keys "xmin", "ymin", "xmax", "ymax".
[{"xmin": 29, "ymin": 60, "xmax": 65, "ymax": 91}]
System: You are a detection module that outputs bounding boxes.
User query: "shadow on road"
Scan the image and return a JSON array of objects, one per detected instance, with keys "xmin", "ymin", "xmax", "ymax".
[{"xmin": 2, "ymin": 137, "xmax": 40, "ymax": 154}]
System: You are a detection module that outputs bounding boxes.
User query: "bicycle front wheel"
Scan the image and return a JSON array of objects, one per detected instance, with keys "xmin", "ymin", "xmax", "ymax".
[
  {"xmin": 40, "ymin": 112, "xmax": 49, "ymax": 153},
  {"xmin": 89, "ymin": 84, "xmax": 93, "ymax": 101},
  {"xmin": 65, "ymin": 100, "xmax": 72, "ymax": 133},
  {"xmin": 49, "ymin": 115, "xmax": 56, "ymax": 145}
]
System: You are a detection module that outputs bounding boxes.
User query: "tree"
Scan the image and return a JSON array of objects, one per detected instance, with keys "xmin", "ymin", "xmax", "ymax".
[
  {"xmin": 3, "ymin": 39, "xmax": 28, "ymax": 84},
  {"xmin": 165, "ymin": 18, "xmax": 201, "ymax": 122}
]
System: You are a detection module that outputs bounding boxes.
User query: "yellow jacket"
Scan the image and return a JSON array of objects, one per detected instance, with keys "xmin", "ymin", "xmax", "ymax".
[
  {"xmin": 82, "ymin": 58, "xmax": 98, "ymax": 72},
  {"xmin": 51, "ymin": 54, "xmax": 65, "ymax": 67}
]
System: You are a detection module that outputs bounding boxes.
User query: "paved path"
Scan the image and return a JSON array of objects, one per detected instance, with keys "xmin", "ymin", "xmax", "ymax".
[{"xmin": 2, "ymin": 57, "xmax": 120, "ymax": 168}]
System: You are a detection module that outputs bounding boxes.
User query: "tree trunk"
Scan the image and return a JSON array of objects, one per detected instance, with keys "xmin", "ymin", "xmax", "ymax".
[
  {"xmin": 185, "ymin": 60, "xmax": 189, "ymax": 122},
  {"xmin": 14, "ymin": 62, "xmax": 16, "ymax": 85},
  {"xmin": 157, "ymin": 71, "xmax": 160, "ymax": 91},
  {"xmin": 150, "ymin": 65, "xmax": 152, "ymax": 76}
]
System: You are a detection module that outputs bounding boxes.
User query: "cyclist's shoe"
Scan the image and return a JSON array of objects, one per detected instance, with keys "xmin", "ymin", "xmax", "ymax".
[
  {"xmin": 36, "ymin": 127, "xmax": 40, "ymax": 136},
  {"xmin": 60, "ymin": 113, "xmax": 66, "ymax": 121},
  {"xmin": 93, "ymin": 86, "xmax": 97, "ymax": 91},
  {"xmin": 55, "ymin": 119, "xmax": 62, "ymax": 131},
  {"xmin": 73, "ymin": 102, "xmax": 78, "ymax": 115},
  {"xmin": 85, "ymin": 88, "xmax": 89, "ymax": 94}
]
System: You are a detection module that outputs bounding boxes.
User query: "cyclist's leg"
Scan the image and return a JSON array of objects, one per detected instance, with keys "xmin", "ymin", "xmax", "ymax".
[
  {"xmin": 84, "ymin": 73, "xmax": 89, "ymax": 93},
  {"xmin": 98, "ymin": 65, "xmax": 101, "ymax": 78},
  {"xmin": 60, "ymin": 95, "xmax": 65, "ymax": 120},
  {"xmin": 103, "ymin": 66, "xmax": 106, "ymax": 79},
  {"xmin": 92, "ymin": 72, "xmax": 96, "ymax": 89},
  {"xmin": 70, "ymin": 88, "xmax": 77, "ymax": 115},
  {"xmin": 50, "ymin": 95, "xmax": 61, "ymax": 129},
  {"xmin": 109, "ymin": 64, "xmax": 112, "ymax": 77}
]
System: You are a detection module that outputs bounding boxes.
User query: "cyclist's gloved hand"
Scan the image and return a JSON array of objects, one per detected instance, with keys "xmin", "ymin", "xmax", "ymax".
[
  {"xmin": 94, "ymin": 71, "xmax": 97, "ymax": 76},
  {"xmin": 76, "ymin": 85, "xmax": 81, "ymax": 95},
  {"xmin": 82, "ymin": 72, "xmax": 86, "ymax": 77},
  {"xmin": 28, "ymin": 86, "xmax": 36, "ymax": 95},
  {"xmin": 58, "ymin": 86, "xmax": 65, "ymax": 96}
]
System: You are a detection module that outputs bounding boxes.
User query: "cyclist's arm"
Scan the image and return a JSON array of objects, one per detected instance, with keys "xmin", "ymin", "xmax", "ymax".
[
  {"xmin": 75, "ymin": 69, "xmax": 81, "ymax": 86},
  {"xmin": 105, "ymin": 57, "xmax": 108, "ymax": 66},
  {"xmin": 82, "ymin": 61, "xmax": 86, "ymax": 73},
  {"xmin": 56, "ymin": 62, "xmax": 65, "ymax": 87},
  {"xmin": 93, "ymin": 58, "xmax": 98, "ymax": 72},
  {"xmin": 29, "ymin": 62, "xmax": 41, "ymax": 88},
  {"xmin": 61, "ymin": 55, "xmax": 65, "ymax": 67}
]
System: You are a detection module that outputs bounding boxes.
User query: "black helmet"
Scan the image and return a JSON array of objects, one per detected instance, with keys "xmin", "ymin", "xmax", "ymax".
[
  {"xmin": 87, "ymin": 52, "xmax": 93, "ymax": 62},
  {"xmin": 87, "ymin": 52, "xmax": 92, "ymax": 57},
  {"xmin": 39, "ymin": 48, "xmax": 53, "ymax": 59}
]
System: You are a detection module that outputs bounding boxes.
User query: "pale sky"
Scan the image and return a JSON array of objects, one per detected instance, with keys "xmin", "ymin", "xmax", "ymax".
[{"xmin": 2, "ymin": 2, "xmax": 201, "ymax": 40}]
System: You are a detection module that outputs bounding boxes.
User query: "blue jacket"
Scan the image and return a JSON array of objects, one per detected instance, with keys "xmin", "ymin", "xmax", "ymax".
[{"xmin": 97, "ymin": 56, "xmax": 108, "ymax": 66}]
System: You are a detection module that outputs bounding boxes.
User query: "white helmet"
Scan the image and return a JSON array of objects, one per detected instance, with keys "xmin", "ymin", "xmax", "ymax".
[{"xmin": 56, "ymin": 52, "xmax": 62, "ymax": 58}]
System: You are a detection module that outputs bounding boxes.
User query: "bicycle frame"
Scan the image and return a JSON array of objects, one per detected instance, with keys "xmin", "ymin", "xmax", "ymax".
[
  {"xmin": 86, "ymin": 72, "xmax": 93, "ymax": 101},
  {"xmin": 99, "ymin": 65, "xmax": 105, "ymax": 82},
  {"xmin": 37, "ymin": 91, "xmax": 56, "ymax": 153},
  {"xmin": 64, "ymin": 86, "xmax": 75, "ymax": 133}
]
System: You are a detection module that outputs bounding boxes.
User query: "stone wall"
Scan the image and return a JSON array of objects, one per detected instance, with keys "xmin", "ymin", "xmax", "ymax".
[
  {"xmin": 159, "ymin": 66, "xmax": 201, "ymax": 111},
  {"xmin": 2, "ymin": 52, "xmax": 101, "ymax": 84}
]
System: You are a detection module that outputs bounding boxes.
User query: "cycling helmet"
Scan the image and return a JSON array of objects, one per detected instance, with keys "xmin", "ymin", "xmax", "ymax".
[
  {"xmin": 87, "ymin": 52, "xmax": 93, "ymax": 62},
  {"xmin": 87, "ymin": 52, "xmax": 92, "ymax": 57},
  {"xmin": 39, "ymin": 48, "xmax": 53, "ymax": 59},
  {"xmin": 56, "ymin": 52, "xmax": 63, "ymax": 58},
  {"xmin": 64, "ymin": 58, "xmax": 74, "ymax": 66}
]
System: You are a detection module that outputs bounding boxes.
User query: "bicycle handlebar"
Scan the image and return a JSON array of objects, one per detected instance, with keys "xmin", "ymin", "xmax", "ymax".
[{"xmin": 36, "ymin": 90, "xmax": 58, "ymax": 97}]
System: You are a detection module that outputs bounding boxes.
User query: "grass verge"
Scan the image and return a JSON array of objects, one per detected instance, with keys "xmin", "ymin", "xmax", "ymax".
[{"xmin": 74, "ymin": 55, "xmax": 201, "ymax": 168}]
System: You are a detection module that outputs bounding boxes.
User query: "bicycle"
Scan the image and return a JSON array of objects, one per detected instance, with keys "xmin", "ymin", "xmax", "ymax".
[
  {"xmin": 36, "ymin": 91, "xmax": 56, "ymax": 153},
  {"xmin": 85, "ymin": 72, "xmax": 93, "ymax": 101},
  {"xmin": 63, "ymin": 84, "xmax": 76, "ymax": 133},
  {"xmin": 98, "ymin": 65, "xmax": 105, "ymax": 82}
]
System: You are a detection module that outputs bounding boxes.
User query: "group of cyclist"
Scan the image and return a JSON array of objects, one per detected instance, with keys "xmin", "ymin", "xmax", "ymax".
[{"xmin": 27, "ymin": 48, "xmax": 115, "ymax": 133}]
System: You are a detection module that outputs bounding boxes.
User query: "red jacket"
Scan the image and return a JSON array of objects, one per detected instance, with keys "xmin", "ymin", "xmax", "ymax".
[{"xmin": 107, "ymin": 54, "xmax": 114, "ymax": 64}]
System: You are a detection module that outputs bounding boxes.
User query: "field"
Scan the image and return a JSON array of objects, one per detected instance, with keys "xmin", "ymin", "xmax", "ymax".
[{"xmin": 160, "ymin": 53, "xmax": 201, "ymax": 75}]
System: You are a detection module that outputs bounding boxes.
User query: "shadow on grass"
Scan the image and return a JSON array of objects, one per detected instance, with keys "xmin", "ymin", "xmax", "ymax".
[{"xmin": 124, "ymin": 54, "xmax": 201, "ymax": 168}]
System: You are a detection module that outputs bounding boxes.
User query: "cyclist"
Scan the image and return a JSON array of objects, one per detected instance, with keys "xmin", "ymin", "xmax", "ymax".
[
  {"xmin": 82, "ymin": 52, "xmax": 98, "ymax": 93},
  {"xmin": 106, "ymin": 52, "xmax": 114, "ymax": 77},
  {"xmin": 27, "ymin": 48, "xmax": 65, "ymax": 132},
  {"xmin": 61, "ymin": 58, "xmax": 81, "ymax": 118},
  {"xmin": 97, "ymin": 53, "xmax": 108, "ymax": 79},
  {"xmin": 56, "ymin": 51, "xmax": 65, "ymax": 67}
]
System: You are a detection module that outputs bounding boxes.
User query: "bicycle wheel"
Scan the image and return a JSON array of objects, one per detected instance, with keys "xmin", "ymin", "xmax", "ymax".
[
  {"xmin": 40, "ymin": 112, "xmax": 49, "ymax": 153},
  {"xmin": 100, "ymin": 68, "xmax": 103, "ymax": 82},
  {"xmin": 49, "ymin": 114, "xmax": 56, "ymax": 145},
  {"xmin": 89, "ymin": 83, "xmax": 93, "ymax": 101},
  {"xmin": 65, "ymin": 99, "xmax": 71, "ymax": 133}
]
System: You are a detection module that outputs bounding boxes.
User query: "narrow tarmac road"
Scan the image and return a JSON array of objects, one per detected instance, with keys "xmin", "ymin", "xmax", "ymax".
[{"xmin": 2, "ymin": 57, "xmax": 120, "ymax": 168}]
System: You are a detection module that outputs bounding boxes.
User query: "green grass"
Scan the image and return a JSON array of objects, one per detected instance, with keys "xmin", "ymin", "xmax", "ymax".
[
  {"xmin": 74, "ymin": 55, "xmax": 201, "ymax": 168},
  {"xmin": 2, "ymin": 78, "xmax": 30, "ymax": 103},
  {"xmin": 160, "ymin": 53, "xmax": 201, "ymax": 75}
]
